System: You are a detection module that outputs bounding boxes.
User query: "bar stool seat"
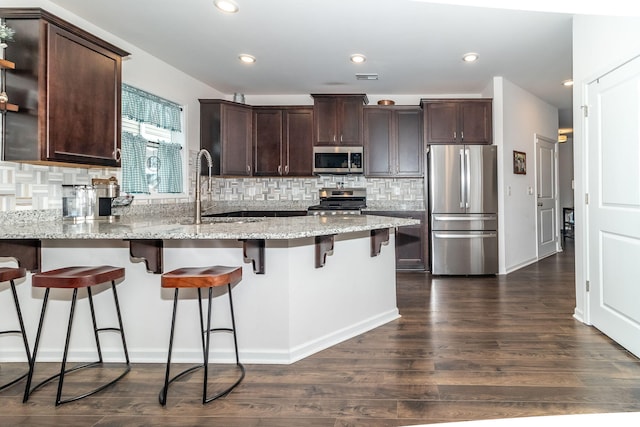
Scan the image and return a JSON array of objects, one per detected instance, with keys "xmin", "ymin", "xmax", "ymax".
[
  {"xmin": 23, "ymin": 266, "xmax": 130, "ymax": 406},
  {"xmin": 160, "ymin": 265, "xmax": 244, "ymax": 406},
  {"xmin": 0, "ymin": 267, "xmax": 31, "ymax": 392}
]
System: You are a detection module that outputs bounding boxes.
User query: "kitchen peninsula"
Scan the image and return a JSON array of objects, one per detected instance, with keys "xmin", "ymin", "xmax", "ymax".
[{"xmin": 0, "ymin": 209, "xmax": 418, "ymax": 364}]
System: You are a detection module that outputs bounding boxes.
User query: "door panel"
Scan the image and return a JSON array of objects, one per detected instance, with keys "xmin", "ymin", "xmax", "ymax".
[
  {"xmin": 396, "ymin": 109, "xmax": 423, "ymax": 176},
  {"xmin": 460, "ymin": 101, "xmax": 492, "ymax": 144},
  {"xmin": 253, "ymin": 109, "xmax": 283, "ymax": 176},
  {"xmin": 426, "ymin": 103, "xmax": 458, "ymax": 144},
  {"xmin": 431, "ymin": 230, "xmax": 498, "ymax": 275},
  {"xmin": 466, "ymin": 145, "xmax": 498, "ymax": 214},
  {"xmin": 429, "ymin": 145, "xmax": 464, "ymax": 214},
  {"xmin": 536, "ymin": 136, "xmax": 558, "ymax": 258},
  {"xmin": 588, "ymin": 55, "xmax": 640, "ymax": 357},
  {"xmin": 285, "ymin": 109, "xmax": 313, "ymax": 176},
  {"xmin": 364, "ymin": 109, "xmax": 392, "ymax": 175}
]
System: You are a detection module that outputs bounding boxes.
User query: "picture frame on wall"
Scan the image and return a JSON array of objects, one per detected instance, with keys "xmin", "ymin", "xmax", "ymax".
[{"xmin": 513, "ymin": 150, "xmax": 526, "ymax": 175}]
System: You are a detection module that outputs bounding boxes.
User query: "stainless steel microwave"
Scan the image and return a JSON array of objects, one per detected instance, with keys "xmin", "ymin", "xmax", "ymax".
[{"xmin": 313, "ymin": 146, "xmax": 364, "ymax": 174}]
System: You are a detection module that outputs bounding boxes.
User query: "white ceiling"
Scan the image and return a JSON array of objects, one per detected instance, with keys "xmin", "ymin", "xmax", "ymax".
[{"xmin": 46, "ymin": 0, "xmax": 627, "ymax": 129}]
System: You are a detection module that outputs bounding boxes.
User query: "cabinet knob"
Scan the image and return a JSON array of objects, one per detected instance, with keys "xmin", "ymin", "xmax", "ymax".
[
  {"xmin": 285, "ymin": 165, "xmax": 289, "ymax": 174},
  {"xmin": 278, "ymin": 165, "xmax": 282, "ymax": 174},
  {"xmin": 461, "ymin": 131, "xmax": 464, "ymax": 141},
  {"xmin": 114, "ymin": 148, "xmax": 122, "ymax": 161},
  {"xmin": 453, "ymin": 131, "xmax": 456, "ymax": 140},
  {"xmin": 246, "ymin": 164, "xmax": 251, "ymax": 173}
]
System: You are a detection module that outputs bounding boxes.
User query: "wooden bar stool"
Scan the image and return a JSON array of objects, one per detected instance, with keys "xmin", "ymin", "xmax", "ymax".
[
  {"xmin": 0, "ymin": 267, "xmax": 31, "ymax": 392},
  {"xmin": 159, "ymin": 265, "xmax": 245, "ymax": 406},
  {"xmin": 23, "ymin": 266, "xmax": 130, "ymax": 405}
]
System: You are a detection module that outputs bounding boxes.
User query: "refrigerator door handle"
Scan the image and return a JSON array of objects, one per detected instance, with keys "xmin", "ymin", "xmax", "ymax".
[
  {"xmin": 459, "ymin": 148, "xmax": 465, "ymax": 209},
  {"xmin": 433, "ymin": 215, "xmax": 497, "ymax": 221},
  {"xmin": 465, "ymin": 148, "xmax": 471, "ymax": 209},
  {"xmin": 434, "ymin": 232, "xmax": 498, "ymax": 239}
]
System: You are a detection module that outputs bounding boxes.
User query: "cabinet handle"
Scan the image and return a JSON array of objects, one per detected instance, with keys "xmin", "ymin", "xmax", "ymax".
[
  {"xmin": 461, "ymin": 131, "xmax": 464, "ymax": 141},
  {"xmin": 453, "ymin": 131, "xmax": 456, "ymax": 140},
  {"xmin": 333, "ymin": 135, "xmax": 336, "ymax": 143},
  {"xmin": 340, "ymin": 135, "xmax": 343, "ymax": 143},
  {"xmin": 246, "ymin": 164, "xmax": 251, "ymax": 173},
  {"xmin": 278, "ymin": 165, "xmax": 282, "ymax": 174},
  {"xmin": 285, "ymin": 165, "xmax": 289, "ymax": 174}
]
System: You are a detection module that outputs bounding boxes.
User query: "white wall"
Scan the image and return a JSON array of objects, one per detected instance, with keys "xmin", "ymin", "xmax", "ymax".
[
  {"xmin": 492, "ymin": 77, "xmax": 558, "ymax": 273},
  {"xmin": 572, "ymin": 15, "xmax": 640, "ymax": 322}
]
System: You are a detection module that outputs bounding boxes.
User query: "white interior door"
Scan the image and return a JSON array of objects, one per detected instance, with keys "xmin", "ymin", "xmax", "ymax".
[
  {"xmin": 587, "ymin": 55, "xmax": 640, "ymax": 358},
  {"xmin": 536, "ymin": 135, "xmax": 558, "ymax": 259}
]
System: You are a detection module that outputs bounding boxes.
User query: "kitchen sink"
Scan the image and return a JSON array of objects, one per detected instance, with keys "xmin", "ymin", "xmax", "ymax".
[{"xmin": 203, "ymin": 210, "xmax": 308, "ymax": 218}]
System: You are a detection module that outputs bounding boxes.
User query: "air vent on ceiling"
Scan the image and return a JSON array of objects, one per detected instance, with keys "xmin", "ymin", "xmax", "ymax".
[{"xmin": 355, "ymin": 73, "xmax": 378, "ymax": 80}]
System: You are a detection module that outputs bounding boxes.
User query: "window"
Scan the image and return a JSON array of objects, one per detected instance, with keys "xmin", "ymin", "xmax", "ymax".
[{"xmin": 121, "ymin": 84, "xmax": 185, "ymax": 195}]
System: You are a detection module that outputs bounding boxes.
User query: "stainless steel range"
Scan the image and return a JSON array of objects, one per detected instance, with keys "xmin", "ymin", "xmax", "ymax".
[{"xmin": 307, "ymin": 188, "xmax": 367, "ymax": 216}]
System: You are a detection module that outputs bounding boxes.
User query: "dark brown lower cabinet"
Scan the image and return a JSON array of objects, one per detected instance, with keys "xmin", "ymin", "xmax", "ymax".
[{"xmin": 365, "ymin": 211, "xmax": 427, "ymax": 271}]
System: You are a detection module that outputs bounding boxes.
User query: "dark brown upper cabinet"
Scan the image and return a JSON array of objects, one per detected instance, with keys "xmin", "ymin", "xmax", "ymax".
[
  {"xmin": 253, "ymin": 107, "xmax": 313, "ymax": 176},
  {"xmin": 200, "ymin": 100, "xmax": 253, "ymax": 176},
  {"xmin": 422, "ymin": 99, "xmax": 492, "ymax": 145},
  {"xmin": 364, "ymin": 106, "xmax": 423, "ymax": 177},
  {"xmin": 311, "ymin": 94, "xmax": 367, "ymax": 146},
  {"xmin": 1, "ymin": 8, "xmax": 128, "ymax": 167}
]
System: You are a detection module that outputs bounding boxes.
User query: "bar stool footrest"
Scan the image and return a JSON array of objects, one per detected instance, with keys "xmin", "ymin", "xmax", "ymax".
[
  {"xmin": 26, "ymin": 361, "xmax": 131, "ymax": 405},
  {"xmin": 0, "ymin": 370, "xmax": 30, "ymax": 392},
  {"xmin": 159, "ymin": 362, "xmax": 245, "ymax": 405}
]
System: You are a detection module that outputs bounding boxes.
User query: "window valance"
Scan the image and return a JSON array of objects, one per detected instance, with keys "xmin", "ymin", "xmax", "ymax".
[{"xmin": 122, "ymin": 84, "xmax": 182, "ymax": 132}]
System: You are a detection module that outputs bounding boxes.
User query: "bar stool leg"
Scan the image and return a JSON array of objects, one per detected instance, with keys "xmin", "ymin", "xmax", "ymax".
[
  {"xmin": 23, "ymin": 288, "xmax": 51, "ymax": 402},
  {"xmin": 55, "ymin": 288, "xmax": 79, "ymax": 405},
  {"xmin": 110, "ymin": 281, "xmax": 130, "ymax": 365},
  {"xmin": 160, "ymin": 288, "xmax": 180, "ymax": 406},
  {"xmin": 0, "ymin": 280, "xmax": 32, "ymax": 392},
  {"xmin": 202, "ymin": 283, "xmax": 245, "ymax": 404},
  {"xmin": 228, "ymin": 284, "xmax": 242, "ymax": 366},
  {"xmin": 87, "ymin": 287, "xmax": 104, "ymax": 364},
  {"xmin": 197, "ymin": 288, "xmax": 206, "ymax": 360},
  {"xmin": 202, "ymin": 286, "xmax": 213, "ymax": 403}
]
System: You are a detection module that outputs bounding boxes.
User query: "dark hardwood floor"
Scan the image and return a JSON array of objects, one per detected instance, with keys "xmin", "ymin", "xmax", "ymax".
[{"xmin": 2, "ymin": 240, "xmax": 640, "ymax": 426}]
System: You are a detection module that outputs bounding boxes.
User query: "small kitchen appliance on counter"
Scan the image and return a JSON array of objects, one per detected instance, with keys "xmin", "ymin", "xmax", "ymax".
[
  {"xmin": 62, "ymin": 178, "xmax": 120, "ymax": 222},
  {"xmin": 307, "ymin": 187, "xmax": 367, "ymax": 216}
]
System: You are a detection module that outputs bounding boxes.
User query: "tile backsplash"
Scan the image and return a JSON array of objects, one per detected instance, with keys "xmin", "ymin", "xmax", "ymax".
[
  {"xmin": 0, "ymin": 159, "xmax": 425, "ymax": 211},
  {"xmin": 0, "ymin": 161, "xmax": 117, "ymax": 211}
]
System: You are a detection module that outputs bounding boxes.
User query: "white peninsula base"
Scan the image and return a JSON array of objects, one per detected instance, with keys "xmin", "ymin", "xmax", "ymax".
[{"xmin": 1, "ymin": 230, "xmax": 398, "ymax": 364}]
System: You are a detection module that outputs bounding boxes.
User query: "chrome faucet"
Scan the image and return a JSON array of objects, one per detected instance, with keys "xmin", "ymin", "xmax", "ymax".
[{"xmin": 195, "ymin": 148, "xmax": 213, "ymax": 225}]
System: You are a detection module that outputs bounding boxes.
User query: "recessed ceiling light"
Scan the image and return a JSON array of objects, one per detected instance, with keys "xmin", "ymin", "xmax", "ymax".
[
  {"xmin": 238, "ymin": 54, "xmax": 256, "ymax": 64},
  {"xmin": 214, "ymin": 0, "xmax": 239, "ymax": 13},
  {"xmin": 462, "ymin": 52, "xmax": 479, "ymax": 62},
  {"xmin": 562, "ymin": 79, "xmax": 574, "ymax": 87},
  {"xmin": 350, "ymin": 54, "xmax": 366, "ymax": 64}
]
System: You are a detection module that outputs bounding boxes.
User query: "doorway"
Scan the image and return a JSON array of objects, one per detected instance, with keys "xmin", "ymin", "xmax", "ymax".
[{"xmin": 535, "ymin": 134, "xmax": 559, "ymax": 259}]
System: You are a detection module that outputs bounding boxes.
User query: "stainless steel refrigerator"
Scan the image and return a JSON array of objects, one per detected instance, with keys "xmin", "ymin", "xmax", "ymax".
[{"xmin": 429, "ymin": 144, "xmax": 498, "ymax": 275}]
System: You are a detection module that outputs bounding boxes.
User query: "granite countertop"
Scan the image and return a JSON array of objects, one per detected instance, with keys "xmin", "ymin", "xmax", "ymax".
[{"xmin": 0, "ymin": 210, "xmax": 420, "ymax": 240}]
